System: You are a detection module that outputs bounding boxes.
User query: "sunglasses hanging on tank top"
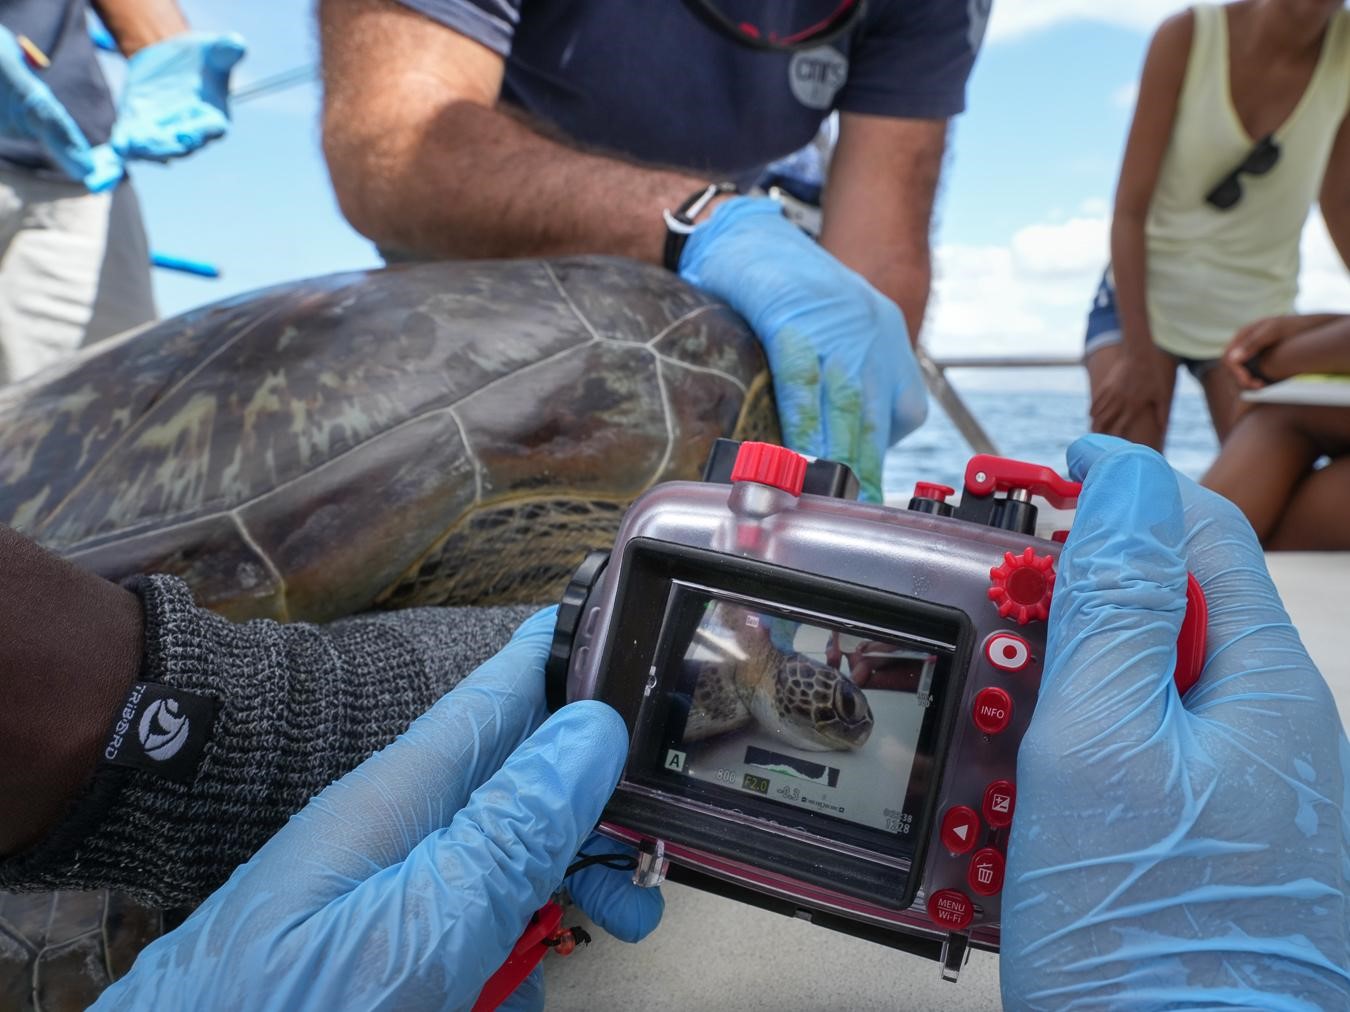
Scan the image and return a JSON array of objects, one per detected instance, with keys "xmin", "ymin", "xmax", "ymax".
[{"xmin": 1205, "ymin": 134, "xmax": 1281, "ymax": 210}]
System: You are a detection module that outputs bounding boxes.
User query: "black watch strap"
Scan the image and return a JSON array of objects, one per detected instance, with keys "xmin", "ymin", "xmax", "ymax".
[{"xmin": 663, "ymin": 181, "xmax": 737, "ymax": 271}]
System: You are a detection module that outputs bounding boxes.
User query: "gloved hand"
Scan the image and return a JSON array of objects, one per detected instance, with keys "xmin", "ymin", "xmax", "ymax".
[
  {"xmin": 679, "ymin": 196, "xmax": 927, "ymax": 502},
  {"xmin": 1002, "ymin": 435, "xmax": 1350, "ymax": 1008},
  {"xmin": 112, "ymin": 32, "xmax": 246, "ymax": 162},
  {"xmin": 94, "ymin": 607, "xmax": 663, "ymax": 1011},
  {"xmin": 0, "ymin": 26, "xmax": 122, "ymax": 190}
]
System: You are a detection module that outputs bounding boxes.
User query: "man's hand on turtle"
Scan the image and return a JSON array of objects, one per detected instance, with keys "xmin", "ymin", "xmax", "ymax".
[
  {"xmin": 678, "ymin": 196, "xmax": 927, "ymax": 502},
  {"xmin": 93, "ymin": 608, "xmax": 662, "ymax": 1011}
]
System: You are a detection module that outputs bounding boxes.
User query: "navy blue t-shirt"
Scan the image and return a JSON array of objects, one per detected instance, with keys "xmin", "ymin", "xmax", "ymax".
[
  {"xmin": 0, "ymin": 1, "xmax": 117, "ymax": 175},
  {"xmin": 396, "ymin": 0, "xmax": 990, "ymax": 183}
]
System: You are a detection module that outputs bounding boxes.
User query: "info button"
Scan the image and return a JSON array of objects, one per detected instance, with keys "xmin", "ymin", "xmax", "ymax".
[
  {"xmin": 972, "ymin": 686, "xmax": 1013, "ymax": 734},
  {"xmin": 940, "ymin": 805, "xmax": 981, "ymax": 855}
]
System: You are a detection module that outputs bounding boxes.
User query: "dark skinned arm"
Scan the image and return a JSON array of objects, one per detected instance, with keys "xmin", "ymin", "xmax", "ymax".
[
  {"xmin": 0, "ymin": 526, "xmax": 142, "ymax": 857},
  {"xmin": 320, "ymin": 0, "xmax": 726, "ymax": 262},
  {"xmin": 90, "ymin": 0, "xmax": 190, "ymax": 56},
  {"xmin": 1093, "ymin": 12, "xmax": 1193, "ymax": 435},
  {"xmin": 1248, "ymin": 316, "xmax": 1350, "ymax": 384},
  {"xmin": 820, "ymin": 112, "xmax": 946, "ymax": 342},
  {"xmin": 1321, "ymin": 111, "xmax": 1350, "ymax": 270}
]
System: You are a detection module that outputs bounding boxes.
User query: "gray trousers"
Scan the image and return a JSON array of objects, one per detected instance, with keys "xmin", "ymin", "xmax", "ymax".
[{"xmin": 0, "ymin": 165, "xmax": 157, "ymax": 385}]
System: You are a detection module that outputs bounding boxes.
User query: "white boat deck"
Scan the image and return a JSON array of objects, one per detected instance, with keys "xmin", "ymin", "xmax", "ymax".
[{"xmin": 546, "ymin": 552, "xmax": 1350, "ymax": 1011}]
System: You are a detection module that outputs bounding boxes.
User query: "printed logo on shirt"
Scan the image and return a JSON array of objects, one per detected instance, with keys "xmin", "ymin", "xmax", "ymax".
[
  {"xmin": 789, "ymin": 47, "xmax": 848, "ymax": 110},
  {"xmin": 103, "ymin": 682, "xmax": 217, "ymax": 783}
]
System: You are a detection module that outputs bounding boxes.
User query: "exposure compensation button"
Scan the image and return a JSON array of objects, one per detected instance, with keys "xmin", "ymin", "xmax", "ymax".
[{"xmin": 982, "ymin": 779, "xmax": 1016, "ymax": 829}]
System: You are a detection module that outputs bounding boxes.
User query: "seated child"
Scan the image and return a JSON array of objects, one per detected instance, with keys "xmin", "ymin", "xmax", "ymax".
[{"xmin": 1202, "ymin": 313, "xmax": 1350, "ymax": 549}]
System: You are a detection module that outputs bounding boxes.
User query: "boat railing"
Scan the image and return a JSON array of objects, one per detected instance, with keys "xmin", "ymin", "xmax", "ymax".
[{"xmin": 917, "ymin": 348, "xmax": 1082, "ymax": 456}]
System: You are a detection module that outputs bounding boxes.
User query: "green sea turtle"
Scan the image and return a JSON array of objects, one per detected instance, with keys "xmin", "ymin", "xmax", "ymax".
[
  {"xmin": 0, "ymin": 255, "xmax": 778, "ymax": 1010},
  {"xmin": 684, "ymin": 619, "xmax": 874, "ymax": 751},
  {"xmin": 0, "ymin": 255, "xmax": 778, "ymax": 622}
]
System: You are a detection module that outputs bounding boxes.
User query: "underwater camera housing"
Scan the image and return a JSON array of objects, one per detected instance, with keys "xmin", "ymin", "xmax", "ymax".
[{"xmin": 545, "ymin": 440, "xmax": 1205, "ymax": 981}]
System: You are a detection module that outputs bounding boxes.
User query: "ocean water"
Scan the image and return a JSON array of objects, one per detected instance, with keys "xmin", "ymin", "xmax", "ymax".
[{"xmin": 881, "ymin": 367, "xmax": 1220, "ymax": 500}]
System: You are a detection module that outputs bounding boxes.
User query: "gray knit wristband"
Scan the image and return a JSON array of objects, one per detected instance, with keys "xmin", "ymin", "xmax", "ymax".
[{"xmin": 0, "ymin": 575, "xmax": 538, "ymax": 906}]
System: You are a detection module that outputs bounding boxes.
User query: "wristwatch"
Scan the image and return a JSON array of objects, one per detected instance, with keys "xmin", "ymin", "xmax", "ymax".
[{"xmin": 663, "ymin": 181, "xmax": 737, "ymax": 271}]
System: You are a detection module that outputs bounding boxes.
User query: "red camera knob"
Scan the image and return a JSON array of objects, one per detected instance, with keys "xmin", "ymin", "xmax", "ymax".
[
  {"xmin": 730, "ymin": 442, "xmax": 807, "ymax": 496},
  {"xmin": 988, "ymin": 547, "xmax": 1056, "ymax": 625}
]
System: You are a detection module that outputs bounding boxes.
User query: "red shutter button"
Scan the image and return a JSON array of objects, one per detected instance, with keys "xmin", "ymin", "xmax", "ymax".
[
  {"xmin": 967, "ymin": 848, "xmax": 1005, "ymax": 897},
  {"xmin": 926, "ymin": 889, "xmax": 974, "ymax": 931},
  {"xmin": 972, "ymin": 687, "xmax": 1013, "ymax": 734},
  {"xmin": 984, "ymin": 632, "xmax": 1032, "ymax": 672},
  {"xmin": 982, "ymin": 780, "xmax": 1016, "ymax": 828},
  {"xmin": 730, "ymin": 442, "xmax": 807, "ymax": 496},
  {"xmin": 940, "ymin": 805, "xmax": 981, "ymax": 854},
  {"xmin": 988, "ymin": 548, "xmax": 1057, "ymax": 625},
  {"xmin": 912, "ymin": 482, "xmax": 955, "ymax": 502}
]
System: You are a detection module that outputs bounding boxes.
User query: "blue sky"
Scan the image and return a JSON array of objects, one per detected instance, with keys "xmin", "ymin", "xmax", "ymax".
[{"xmin": 128, "ymin": 1, "xmax": 1350, "ymax": 360}]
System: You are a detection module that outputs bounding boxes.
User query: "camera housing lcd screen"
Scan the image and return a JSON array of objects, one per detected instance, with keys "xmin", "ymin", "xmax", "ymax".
[{"xmin": 594, "ymin": 541, "xmax": 970, "ymax": 909}]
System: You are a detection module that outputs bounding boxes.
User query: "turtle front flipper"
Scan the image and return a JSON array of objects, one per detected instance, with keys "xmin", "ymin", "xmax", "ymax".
[{"xmin": 682, "ymin": 658, "xmax": 753, "ymax": 742}]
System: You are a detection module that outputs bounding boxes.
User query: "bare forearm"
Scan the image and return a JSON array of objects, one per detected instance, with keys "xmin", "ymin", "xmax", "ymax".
[
  {"xmin": 1262, "ymin": 316, "xmax": 1350, "ymax": 380},
  {"xmin": 0, "ymin": 527, "xmax": 143, "ymax": 856},
  {"xmin": 92, "ymin": 0, "xmax": 189, "ymax": 55},
  {"xmin": 839, "ymin": 254, "xmax": 930, "ymax": 342},
  {"xmin": 1109, "ymin": 211, "xmax": 1154, "ymax": 349},
  {"xmin": 325, "ymin": 99, "xmax": 711, "ymax": 263}
]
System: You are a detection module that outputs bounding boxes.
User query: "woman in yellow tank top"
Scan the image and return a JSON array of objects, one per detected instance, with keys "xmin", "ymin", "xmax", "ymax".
[{"xmin": 1085, "ymin": 0, "xmax": 1350, "ymax": 451}]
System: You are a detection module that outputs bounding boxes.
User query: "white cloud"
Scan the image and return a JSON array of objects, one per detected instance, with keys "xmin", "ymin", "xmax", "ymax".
[
  {"xmin": 1111, "ymin": 81, "xmax": 1140, "ymax": 111},
  {"xmin": 925, "ymin": 210, "xmax": 1350, "ymax": 359},
  {"xmin": 987, "ymin": 0, "xmax": 1188, "ymax": 45},
  {"xmin": 1298, "ymin": 212, "xmax": 1350, "ymax": 313},
  {"xmin": 926, "ymin": 214, "xmax": 1109, "ymax": 359}
]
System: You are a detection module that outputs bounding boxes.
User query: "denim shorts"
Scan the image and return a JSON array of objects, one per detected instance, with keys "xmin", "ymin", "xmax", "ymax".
[{"xmin": 1083, "ymin": 268, "xmax": 1219, "ymax": 379}]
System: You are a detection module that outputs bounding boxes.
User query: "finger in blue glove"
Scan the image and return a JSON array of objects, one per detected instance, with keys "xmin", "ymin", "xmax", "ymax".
[
  {"xmin": 564, "ymin": 833, "xmax": 664, "ymax": 944},
  {"xmin": 112, "ymin": 32, "xmax": 246, "ymax": 162}
]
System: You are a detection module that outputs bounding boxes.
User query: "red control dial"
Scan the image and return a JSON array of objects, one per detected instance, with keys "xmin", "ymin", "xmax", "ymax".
[
  {"xmin": 926, "ymin": 889, "xmax": 974, "ymax": 931},
  {"xmin": 988, "ymin": 547, "xmax": 1057, "ymax": 625},
  {"xmin": 730, "ymin": 442, "xmax": 807, "ymax": 496},
  {"xmin": 967, "ymin": 848, "xmax": 1005, "ymax": 897}
]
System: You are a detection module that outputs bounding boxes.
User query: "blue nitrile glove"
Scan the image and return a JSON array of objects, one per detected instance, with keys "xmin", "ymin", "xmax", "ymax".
[
  {"xmin": 0, "ymin": 26, "xmax": 122, "ymax": 190},
  {"xmin": 94, "ymin": 607, "xmax": 663, "ymax": 1011},
  {"xmin": 112, "ymin": 32, "xmax": 245, "ymax": 162},
  {"xmin": 1002, "ymin": 435, "xmax": 1350, "ymax": 1009},
  {"xmin": 679, "ymin": 196, "xmax": 927, "ymax": 503}
]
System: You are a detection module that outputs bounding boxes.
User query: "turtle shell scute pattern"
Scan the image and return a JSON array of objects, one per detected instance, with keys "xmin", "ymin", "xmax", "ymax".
[{"xmin": 0, "ymin": 255, "xmax": 777, "ymax": 621}]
